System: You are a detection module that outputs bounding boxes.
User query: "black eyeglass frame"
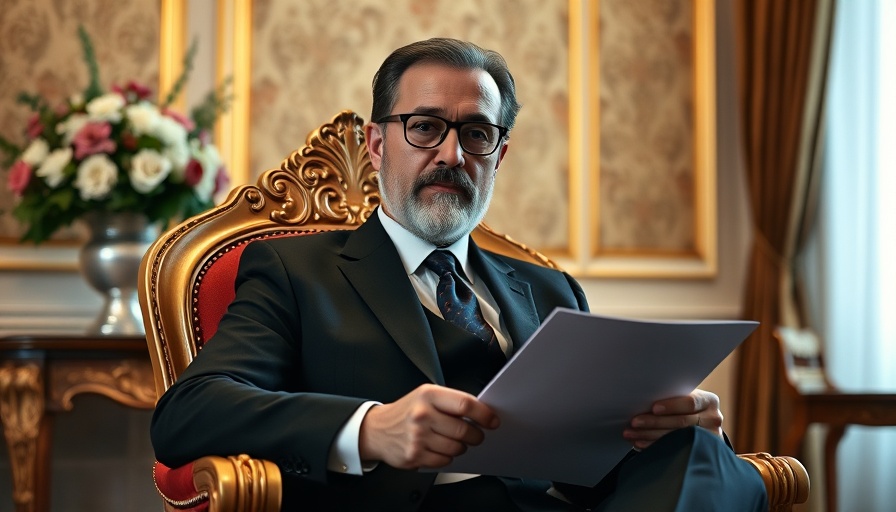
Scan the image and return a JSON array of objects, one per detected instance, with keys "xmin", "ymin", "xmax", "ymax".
[{"xmin": 376, "ymin": 113, "xmax": 509, "ymax": 156}]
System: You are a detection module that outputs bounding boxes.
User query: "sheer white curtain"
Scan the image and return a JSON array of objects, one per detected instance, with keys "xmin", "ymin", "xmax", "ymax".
[{"xmin": 802, "ymin": 0, "xmax": 896, "ymax": 510}]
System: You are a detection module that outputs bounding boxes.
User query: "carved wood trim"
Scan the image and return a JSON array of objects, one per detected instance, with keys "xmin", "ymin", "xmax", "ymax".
[
  {"xmin": 193, "ymin": 454, "xmax": 282, "ymax": 512},
  {"xmin": 738, "ymin": 452, "xmax": 810, "ymax": 510},
  {"xmin": 48, "ymin": 360, "xmax": 156, "ymax": 411},
  {"xmin": 0, "ymin": 363, "xmax": 43, "ymax": 511}
]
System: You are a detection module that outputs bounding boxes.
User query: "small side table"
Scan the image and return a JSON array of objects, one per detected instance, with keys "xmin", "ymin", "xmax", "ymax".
[{"xmin": 0, "ymin": 335, "xmax": 155, "ymax": 512}]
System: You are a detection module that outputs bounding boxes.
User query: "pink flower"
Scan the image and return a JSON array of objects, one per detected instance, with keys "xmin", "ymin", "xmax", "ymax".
[
  {"xmin": 26, "ymin": 113, "xmax": 44, "ymax": 139},
  {"xmin": 184, "ymin": 158, "xmax": 204, "ymax": 187},
  {"xmin": 213, "ymin": 166, "xmax": 229, "ymax": 196},
  {"xmin": 162, "ymin": 108, "xmax": 196, "ymax": 133},
  {"xmin": 7, "ymin": 160, "xmax": 32, "ymax": 196},
  {"xmin": 113, "ymin": 80, "xmax": 153, "ymax": 102},
  {"xmin": 72, "ymin": 122, "xmax": 117, "ymax": 160}
]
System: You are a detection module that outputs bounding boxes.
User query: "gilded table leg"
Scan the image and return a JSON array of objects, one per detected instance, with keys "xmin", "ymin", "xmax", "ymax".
[{"xmin": 0, "ymin": 363, "xmax": 45, "ymax": 512}]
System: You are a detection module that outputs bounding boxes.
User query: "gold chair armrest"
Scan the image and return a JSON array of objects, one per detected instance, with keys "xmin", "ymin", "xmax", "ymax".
[
  {"xmin": 189, "ymin": 453, "xmax": 803, "ymax": 511},
  {"xmin": 191, "ymin": 454, "xmax": 282, "ymax": 512},
  {"xmin": 738, "ymin": 452, "xmax": 810, "ymax": 512}
]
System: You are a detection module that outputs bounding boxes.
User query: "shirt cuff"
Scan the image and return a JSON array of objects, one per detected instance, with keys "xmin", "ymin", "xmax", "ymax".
[{"xmin": 327, "ymin": 401, "xmax": 380, "ymax": 475}]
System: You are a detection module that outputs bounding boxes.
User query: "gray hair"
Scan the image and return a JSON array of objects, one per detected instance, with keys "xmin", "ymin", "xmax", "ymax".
[{"xmin": 371, "ymin": 38, "xmax": 522, "ymax": 131}]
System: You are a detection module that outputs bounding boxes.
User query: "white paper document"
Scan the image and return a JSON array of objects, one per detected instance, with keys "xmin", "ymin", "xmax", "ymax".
[{"xmin": 436, "ymin": 308, "xmax": 758, "ymax": 486}]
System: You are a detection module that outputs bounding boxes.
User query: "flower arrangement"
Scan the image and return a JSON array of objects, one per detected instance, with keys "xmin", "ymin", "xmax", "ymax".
[{"xmin": 1, "ymin": 26, "xmax": 230, "ymax": 244}]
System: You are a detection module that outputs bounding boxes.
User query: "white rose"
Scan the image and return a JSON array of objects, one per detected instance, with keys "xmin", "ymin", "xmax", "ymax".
[
  {"xmin": 125, "ymin": 102, "xmax": 161, "ymax": 136},
  {"xmin": 154, "ymin": 116, "xmax": 188, "ymax": 147},
  {"xmin": 154, "ymin": 116, "xmax": 190, "ymax": 176},
  {"xmin": 20, "ymin": 138, "xmax": 49, "ymax": 166},
  {"xmin": 190, "ymin": 141, "xmax": 223, "ymax": 202},
  {"xmin": 86, "ymin": 93, "xmax": 126, "ymax": 123},
  {"xmin": 74, "ymin": 154, "xmax": 118, "ymax": 200},
  {"xmin": 56, "ymin": 113, "xmax": 90, "ymax": 146},
  {"xmin": 165, "ymin": 142, "xmax": 192, "ymax": 179},
  {"xmin": 129, "ymin": 149, "xmax": 172, "ymax": 193},
  {"xmin": 36, "ymin": 148, "xmax": 73, "ymax": 188}
]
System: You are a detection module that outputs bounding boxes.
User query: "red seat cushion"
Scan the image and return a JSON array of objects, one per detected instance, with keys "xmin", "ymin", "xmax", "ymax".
[{"xmin": 154, "ymin": 461, "xmax": 209, "ymax": 511}]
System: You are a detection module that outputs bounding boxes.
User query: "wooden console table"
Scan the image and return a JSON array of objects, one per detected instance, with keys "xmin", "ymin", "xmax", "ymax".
[{"xmin": 0, "ymin": 335, "xmax": 155, "ymax": 512}]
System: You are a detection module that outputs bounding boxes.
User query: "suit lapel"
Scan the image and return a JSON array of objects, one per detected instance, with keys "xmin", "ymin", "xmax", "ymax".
[
  {"xmin": 337, "ymin": 215, "xmax": 445, "ymax": 385},
  {"xmin": 469, "ymin": 243, "xmax": 541, "ymax": 351}
]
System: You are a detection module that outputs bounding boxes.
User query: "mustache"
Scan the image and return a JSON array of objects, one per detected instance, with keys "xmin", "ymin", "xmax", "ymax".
[{"xmin": 413, "ymin": 167, "xmax": 475, "ymax": 201}]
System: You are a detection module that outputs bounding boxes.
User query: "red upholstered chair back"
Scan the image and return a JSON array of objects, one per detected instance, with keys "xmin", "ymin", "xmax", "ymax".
[
  {"xmin": 193, "ymin": 231, "xmax": 312, "ymax": 344},
  {"xmin": 193, "ymin": 239, "xmax": 246, "ymax": 344}
]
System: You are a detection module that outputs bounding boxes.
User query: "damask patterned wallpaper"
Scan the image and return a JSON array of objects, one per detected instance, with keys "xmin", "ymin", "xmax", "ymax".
[
  {"xmin": 0, "ymin": 0, "xmax": 704, "ymax": 265},
  {"xmin": 598, "ymin": 0, "xmax": 696, "ymax": 254},
  {"xmin": 0, "ymin": 0, "xmax": 160, "ymax": 242},
  {"xmin": 247, "ymin": 0, "xmax": 572, "ymax": 252}
]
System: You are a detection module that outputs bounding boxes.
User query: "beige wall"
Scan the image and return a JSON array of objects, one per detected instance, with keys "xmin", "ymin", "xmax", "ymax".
[{"xmin": 0, "ymin": 1, "xmax": 750, "ymax": 510}]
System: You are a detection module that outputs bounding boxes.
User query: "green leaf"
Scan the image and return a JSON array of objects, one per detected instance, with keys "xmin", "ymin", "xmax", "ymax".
[
  {"xmin": 161, "ymin": 39, "xmax": 198, "ymax": 108},
  {"xmin": 47, "ymin": 188, "xmax": 75, "ymax": 211},
  {"xmin": 15, "ymin": 92, "xmax": 43, "ymax": 110},
  {"xmin": 191, "ymin": 76, "xmax": 234, "ymax": 134},
  {"xmin": 0, "ymin": 136, "xmax": 21, "ymax": 165},
  {"xmin": 78, "ymin": 25, "xmax": 104, "ymax": 101}
]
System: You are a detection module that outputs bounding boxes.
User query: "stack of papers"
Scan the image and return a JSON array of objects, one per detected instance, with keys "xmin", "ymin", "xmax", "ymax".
[{"xmin": 437, "ymin": 308, "xmax": 758, "ymax": 485}]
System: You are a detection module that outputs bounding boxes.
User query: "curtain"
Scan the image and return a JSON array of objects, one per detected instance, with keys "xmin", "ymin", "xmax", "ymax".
[
  {"xmin": 801, "ymin": 0, "xmax": 896, "ymax": 509},
  {"xmin": 732, "ymin": 0, "xmax": 834, "ymax": 454}
]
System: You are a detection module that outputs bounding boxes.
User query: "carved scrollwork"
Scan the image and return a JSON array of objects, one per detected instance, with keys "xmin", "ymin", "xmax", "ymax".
[
  {"xmin": 260, "ymin": 111, "xmax": 380, "ymax": 226},
  {"xmin": 244, "ymin": 186, "xmax": 267, "ymax": 213},
  {"xmin": 50, "ymin": 360, "xmax": 156, "ymax": 411},
  {"xmin": 0, "ymin": 363, "xmax": 43, "ymax": 509}
]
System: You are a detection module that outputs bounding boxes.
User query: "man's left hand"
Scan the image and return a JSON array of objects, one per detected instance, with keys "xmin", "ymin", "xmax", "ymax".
[{"xmin": 622, "ymin": 389, "xmax": 723, "ymax": 450}]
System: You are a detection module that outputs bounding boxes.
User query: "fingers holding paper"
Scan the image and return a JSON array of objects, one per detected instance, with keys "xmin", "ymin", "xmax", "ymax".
[
  {"xmin": 358, "ymin": 383, "xmax": 500, "ymax": 470},
  {"xmin": 622, "ymin": 388, "xmax": 724, "ymax": 450}
]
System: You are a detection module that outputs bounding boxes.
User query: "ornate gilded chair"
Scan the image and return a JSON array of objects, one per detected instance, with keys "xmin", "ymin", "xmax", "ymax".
[{"xmin": 138, "ymin": 110, "xmax": 809, "ymax": 511}]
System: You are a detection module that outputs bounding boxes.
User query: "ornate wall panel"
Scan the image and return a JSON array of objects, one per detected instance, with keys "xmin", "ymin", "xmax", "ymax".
[
  {"xmin": 242, "ymin": 0, "xmax": 573, "ymax": 254},
  {"xmin": 589, "ymin": 0, "xmax": 717, "ymax": 277},
  {"xmin": 0, "ymin": 0, "xmax": 717, "ymax": 277},
  {"xmin": 0, "ymin": 0, "xmax": 162, "ymax": 244}
]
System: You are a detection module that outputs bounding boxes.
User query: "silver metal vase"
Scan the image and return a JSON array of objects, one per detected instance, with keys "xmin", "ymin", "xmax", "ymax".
[{"xmin": 78, "ymin": 212, "xmax": 159, "ymax": 336}]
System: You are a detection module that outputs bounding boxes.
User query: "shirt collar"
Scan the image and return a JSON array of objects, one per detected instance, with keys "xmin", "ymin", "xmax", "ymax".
[{"xmin": 377, "ymin": 207, "xmax": 473, "ymax": 280}]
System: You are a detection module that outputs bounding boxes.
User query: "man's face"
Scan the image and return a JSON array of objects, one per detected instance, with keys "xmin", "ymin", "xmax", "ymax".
[{"xmin": 365, "ymin": 63, "xmax": 509, "ymax": 246}]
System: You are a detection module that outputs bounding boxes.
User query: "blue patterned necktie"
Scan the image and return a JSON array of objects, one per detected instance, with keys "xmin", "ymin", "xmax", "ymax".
[{"xmin": 423, "ymin": 250, "xmax": 506, "ymax": 365}]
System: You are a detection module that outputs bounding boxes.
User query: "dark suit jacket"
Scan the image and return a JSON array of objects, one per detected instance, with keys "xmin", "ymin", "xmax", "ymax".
[{"xmin": 150, "ymin": 212, "xmax": 589, "ymax": 511}]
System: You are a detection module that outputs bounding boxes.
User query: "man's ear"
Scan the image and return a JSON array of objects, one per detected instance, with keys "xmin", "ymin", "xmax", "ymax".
[
  {"xmin": 494, "ymin": 142, "xmax": 509, "ymax": 171},
  {"xmin": 365, "ymin": 122, "xmax": 384, "ymax": 170}
]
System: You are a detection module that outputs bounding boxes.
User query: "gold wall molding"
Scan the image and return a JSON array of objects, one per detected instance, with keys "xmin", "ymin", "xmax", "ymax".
[{"xmin": 586, "ymin": 0, "xmax": 718, "ymax": 278}]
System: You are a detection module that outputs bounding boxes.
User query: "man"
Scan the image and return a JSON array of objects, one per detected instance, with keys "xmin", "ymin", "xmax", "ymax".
[{"xmin": 151, "ymin": 38, "xmax": 767, "ymax": 511}]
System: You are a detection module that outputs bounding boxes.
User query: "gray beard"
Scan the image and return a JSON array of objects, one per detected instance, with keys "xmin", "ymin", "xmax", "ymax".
[{"xmin": 379, "ymin": 165, "xmax": 493, "ymax": 247}]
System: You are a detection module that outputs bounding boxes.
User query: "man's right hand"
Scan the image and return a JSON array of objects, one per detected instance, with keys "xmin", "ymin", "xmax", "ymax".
[{"xmin": 358, "ymin": 383, "xmax": 500, "ymax": 470}]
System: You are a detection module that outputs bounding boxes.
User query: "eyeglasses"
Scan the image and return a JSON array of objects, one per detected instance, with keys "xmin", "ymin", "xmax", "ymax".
[{"xmin": 376, "ymin": 113, "xmax": 508, "ymax": 156}]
